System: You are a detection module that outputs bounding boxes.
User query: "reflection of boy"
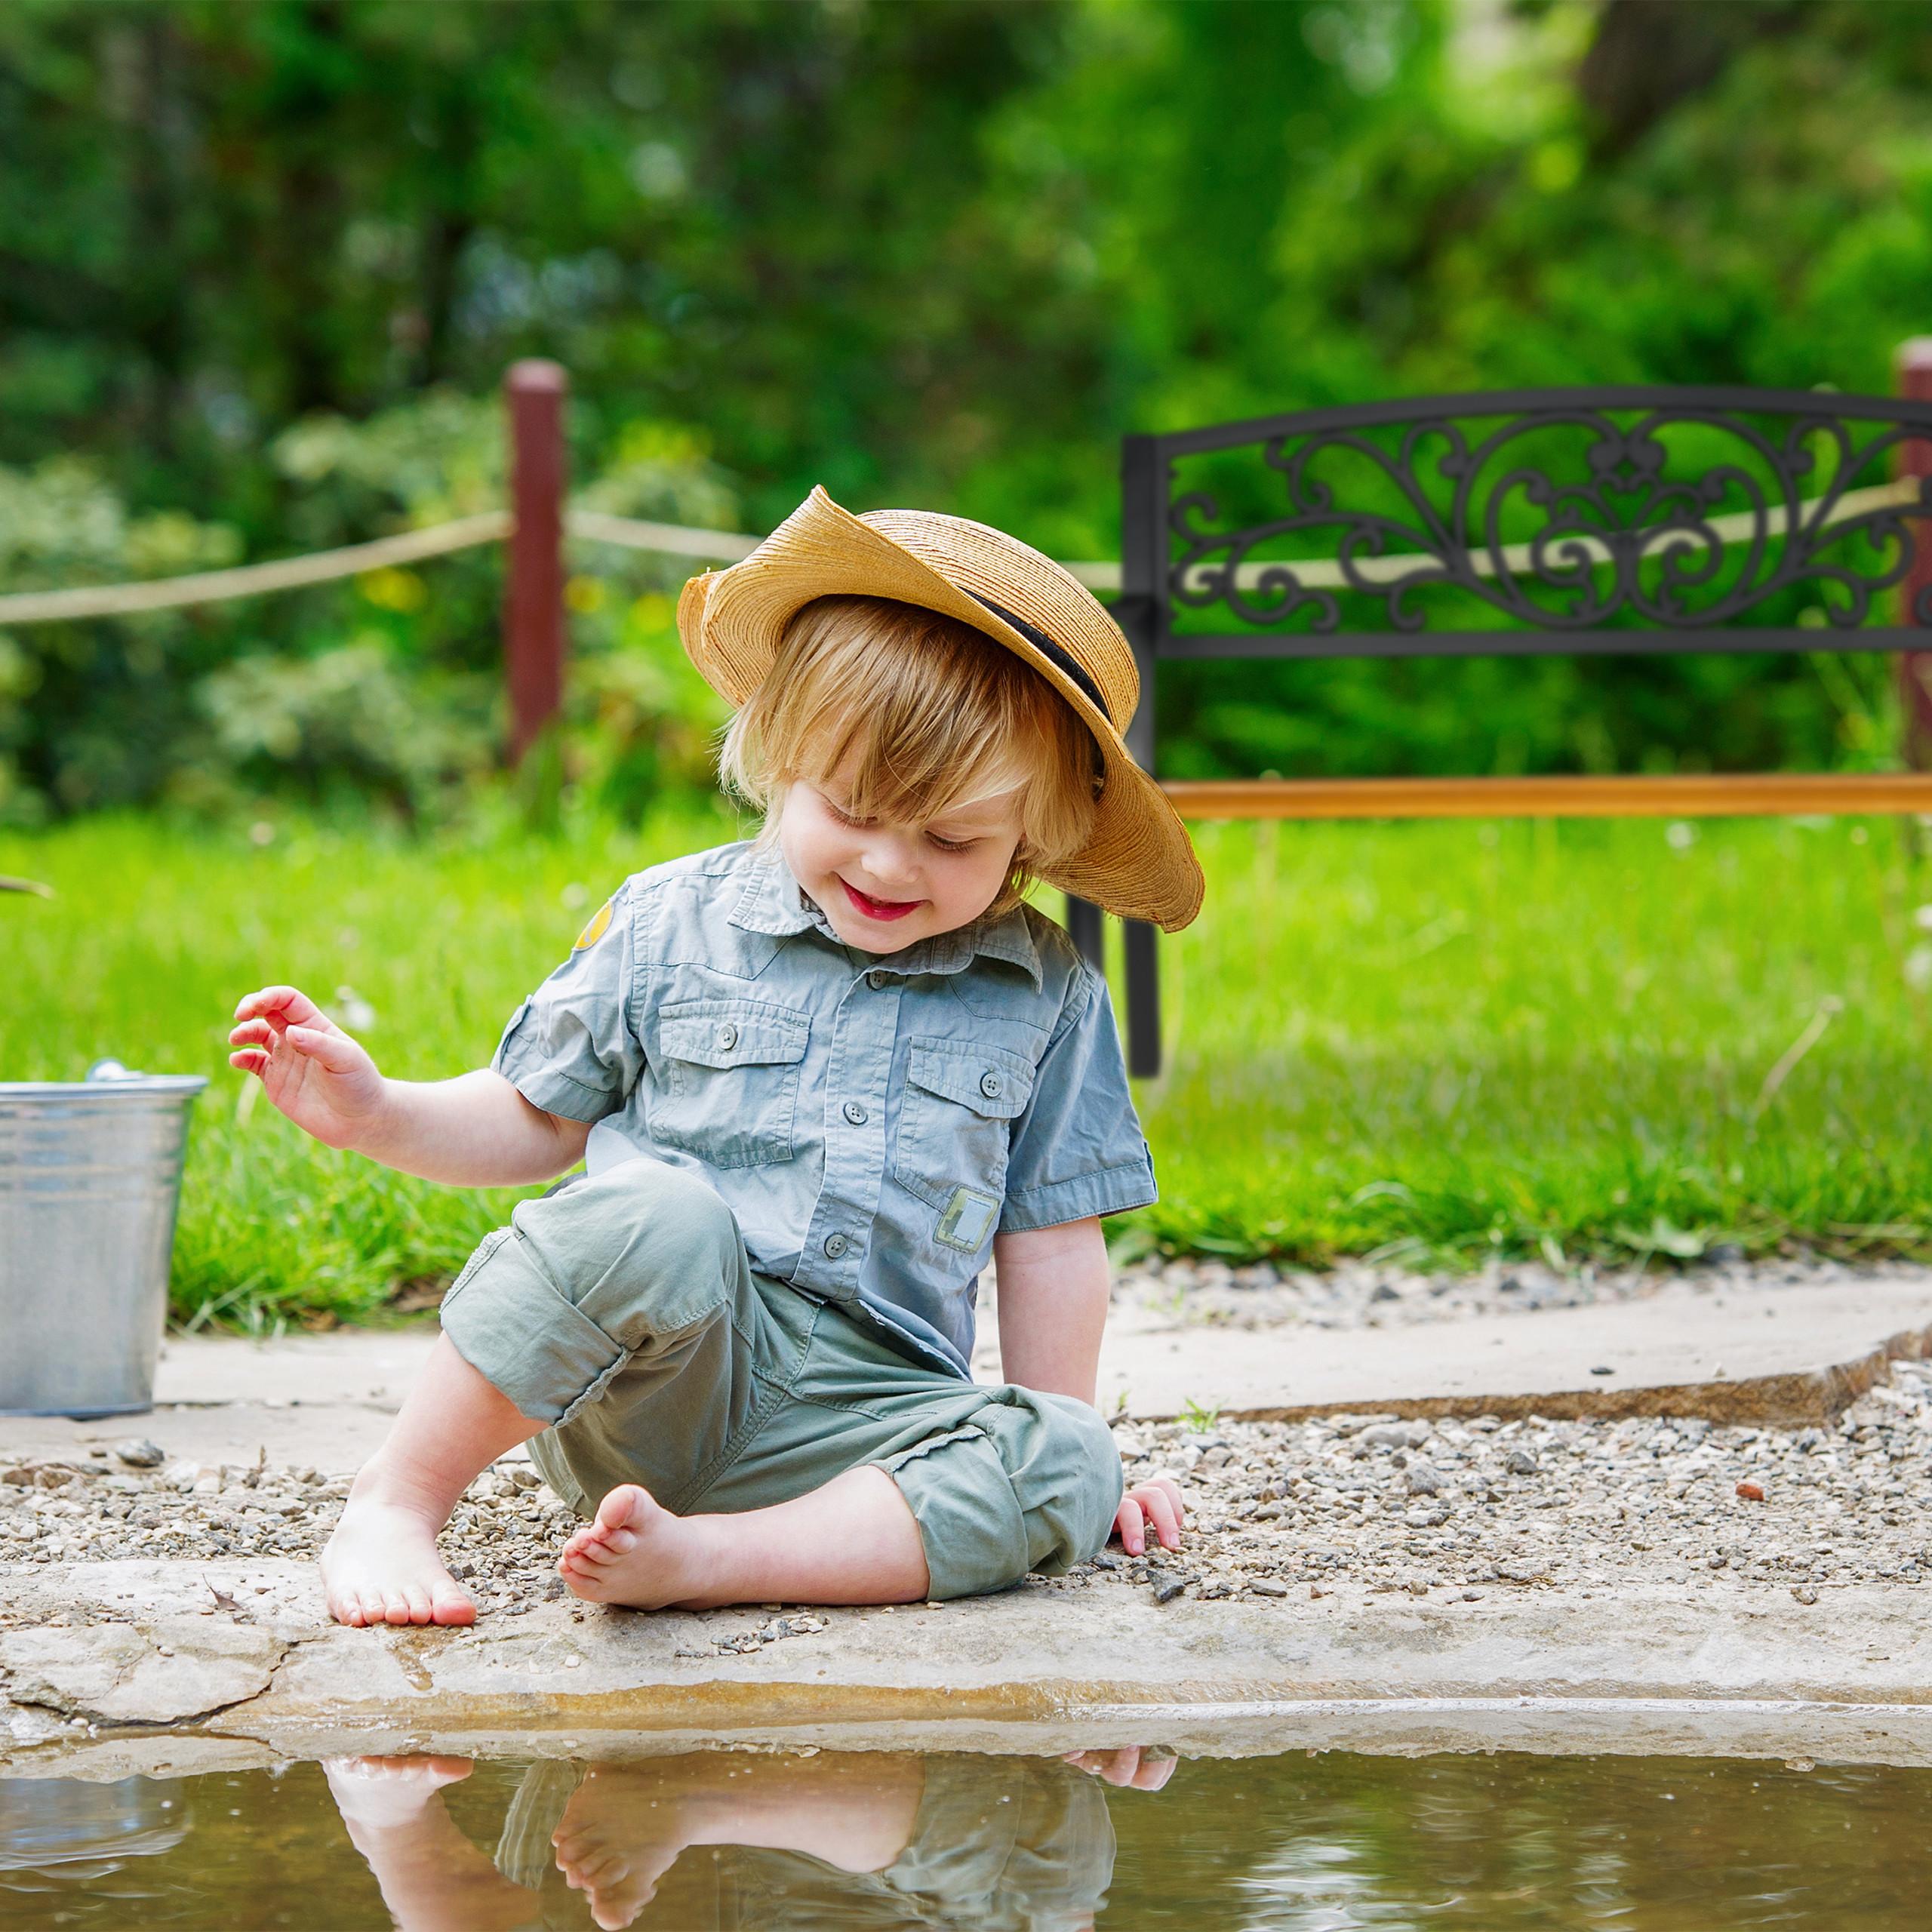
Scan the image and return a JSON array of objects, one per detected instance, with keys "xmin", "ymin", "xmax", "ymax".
[
  {"xmin": 328, "ymin": 1749, "xmax": 1146, "ymax": 1932},
  {"xmin": 229, "ymin": 491, "xmax": 1198, "ymax": 1624}
]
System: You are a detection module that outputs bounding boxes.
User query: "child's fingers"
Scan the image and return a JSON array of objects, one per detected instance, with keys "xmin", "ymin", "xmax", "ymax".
[
  {"xmin": 285, "ymin": 1023, "xmax": 363, "ymax": 1073},
  {"xmin": 1136, "ymin": 1482, "xmax": 1183, "ymax": 1549},
  {"xmin": 226, "ymin": 1017, "xmax": 278, "ymax": 1051},
  {"xmin": 1146, "ymin": 1474, "xmax": 1186, "ymax": 1524},
  {"xmin": 1113, "ymin": 1493, "xmax": 1146, "ymax": 1555},
  {"xmin": 228, "ymin": 1048, "xmax": 269, "ymax": 1075},
  {"xmin": 232, "ymin": 984, "xmax": 328, "ymax": 1028}
]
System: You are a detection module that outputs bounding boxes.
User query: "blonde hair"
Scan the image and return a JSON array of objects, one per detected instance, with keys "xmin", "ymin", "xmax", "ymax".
[{"xmin": 719, "ymin": 595, "xmax": 1100, "ymax": 915}]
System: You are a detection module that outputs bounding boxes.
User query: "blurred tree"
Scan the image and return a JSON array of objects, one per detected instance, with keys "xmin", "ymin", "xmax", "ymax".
[{"xmin": 2, "ymin": 0, "xmax": 1930, "ymax": 811}]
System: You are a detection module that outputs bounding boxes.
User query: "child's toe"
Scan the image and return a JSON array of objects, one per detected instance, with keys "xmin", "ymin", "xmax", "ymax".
[{"xmin": 429, "ymin": 1584, "xmax": 475, "ymax": 1626}]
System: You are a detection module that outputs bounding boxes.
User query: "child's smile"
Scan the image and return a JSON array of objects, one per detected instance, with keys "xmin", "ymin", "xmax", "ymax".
[
  {"xmin": 839, "ymin": 878, "xmax": 923, "ymax": 923},
  {"xmin": 779, "ymin": 762, "xmax": 1026, "ymax": 954}
]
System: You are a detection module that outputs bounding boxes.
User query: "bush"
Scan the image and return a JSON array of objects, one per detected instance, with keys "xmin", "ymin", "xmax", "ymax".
[{"xmin": 0, "ymin": 394, "xmax": 740, "ymax": 827}]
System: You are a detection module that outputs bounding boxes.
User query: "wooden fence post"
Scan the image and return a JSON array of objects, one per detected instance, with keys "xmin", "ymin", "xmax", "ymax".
[
  {"xmin": 1897, "ymin": 340, "xmax": 1932, "ymax": 770},
  {"xmin": 503, "ymin": 359, "xmax": 568, "ymax": 764}
]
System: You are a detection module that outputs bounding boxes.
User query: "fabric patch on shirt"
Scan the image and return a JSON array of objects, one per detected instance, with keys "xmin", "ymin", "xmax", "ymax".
[
  {"xmin": 572, "ymin": 898, "xmax": 614, "ymax": 951},
  {"xmin": 935, "ymin": 1186, "xmax": 1000, "ymax": 1254}
]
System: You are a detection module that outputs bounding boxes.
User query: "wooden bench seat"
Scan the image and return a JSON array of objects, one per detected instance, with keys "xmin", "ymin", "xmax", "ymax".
[{"xmin": 1161, "ymin": 771, "xmax": 1932, "ymax": 822}]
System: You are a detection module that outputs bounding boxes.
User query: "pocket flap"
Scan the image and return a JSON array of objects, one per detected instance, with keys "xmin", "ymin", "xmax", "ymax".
[
  {"xmin": 659, "ymin": 999, "xmax": 809, "ymax": 1071},
  {"xmin": 906, "ymin": 1038, "xmax": 1034, "ymax": 1119}
]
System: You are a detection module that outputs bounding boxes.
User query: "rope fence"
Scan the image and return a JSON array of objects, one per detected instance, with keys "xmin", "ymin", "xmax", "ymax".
[
  {"xmin": 0, "ymin": 357, "xmax": 1924, "ymax": 758},
  {"xmin": 5, "ymin": 478, "xmax": 1915, "ymax": 629},
  {"xmin": 0, "ymin": 510, "xmax": 511, "ymax": 627}
]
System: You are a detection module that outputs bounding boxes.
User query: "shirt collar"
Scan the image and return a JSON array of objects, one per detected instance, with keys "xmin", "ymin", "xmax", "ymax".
[{"xmin": 729, "ymin": 851, "xmax": 1044, "ymax": 989}]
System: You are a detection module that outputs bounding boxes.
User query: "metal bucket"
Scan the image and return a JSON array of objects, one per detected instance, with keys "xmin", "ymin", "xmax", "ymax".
[{"xmin": 0, "ymin": 1063, "xmax": 207, "ymax": 1417}]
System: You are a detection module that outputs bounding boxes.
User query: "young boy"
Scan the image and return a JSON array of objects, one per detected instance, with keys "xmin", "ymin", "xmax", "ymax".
[{"xmin": 228, "ymin": 488, "xmax": 1204, "ymax": 1627}]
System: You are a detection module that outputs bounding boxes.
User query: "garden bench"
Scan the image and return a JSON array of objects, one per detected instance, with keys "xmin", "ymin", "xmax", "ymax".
[{"xmin": 1065, "ymin": 380, "xmax": 1932, "ymax": 1076}]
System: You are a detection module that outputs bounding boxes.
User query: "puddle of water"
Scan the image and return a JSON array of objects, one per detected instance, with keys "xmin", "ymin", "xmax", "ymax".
[{"xmin": 0, "ymin": 1746, "xmax": 1924, "ymax": 1929}]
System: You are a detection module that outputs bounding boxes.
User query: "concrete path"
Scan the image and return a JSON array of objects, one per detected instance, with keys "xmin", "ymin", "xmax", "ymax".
[
  {"xmin": 6, "ymin": 1558, "xmax": 1932, "ymax": 1780},
  {"xmin": 9, "ymin": 1268, "xmax": 1932, "ymax": 1782},
  {"xmin": 1089, "ymin": 1275, "xmax": 1932, "ymax": 1426},
  {"xmin": 5, "ymin": 1272, "xmax": 1930, "ymax": 1476}
]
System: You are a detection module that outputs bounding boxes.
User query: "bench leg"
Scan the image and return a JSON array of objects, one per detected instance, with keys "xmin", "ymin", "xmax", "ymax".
[
  {"xmin": 1124, "ymin": 918, "xmax": 1161, "ymax": 1078},
  {"xmin": 1063, "ymin": 894, "xmax": 1104, "ymax": 972}
]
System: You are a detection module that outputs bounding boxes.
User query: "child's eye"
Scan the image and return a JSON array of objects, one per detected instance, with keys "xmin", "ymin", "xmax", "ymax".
[
  {"xmin": 823, "ymin": 798, "xmax": 867, "ymax": 827},
  {"xmin": 927, "ymin": 832, "xmax": 976, "ymax": 854}
]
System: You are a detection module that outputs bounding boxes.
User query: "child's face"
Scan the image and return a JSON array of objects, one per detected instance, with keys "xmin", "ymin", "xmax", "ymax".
[{"xmin": 777, "ymin": 761, "xmax": 1026, "ymax": 955}]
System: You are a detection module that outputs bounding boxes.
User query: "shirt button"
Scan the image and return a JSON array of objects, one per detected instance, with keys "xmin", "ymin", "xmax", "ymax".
[
  {"xmin": 843, "ymin": 1101, "xmax": 869, "ymax": 1126},
  {"xmin": 866, "ymin": 971, "xmax": 888, "ymax": 990},
  {"xmin": 979, "ymin": 1070, "xmax": 1003, "ymax": 1100},
  {"xmin": 716, "ymin": 1022, "xmax": 739, "ymax": 1051},
  {"xmin": 823, "ymin": 1232, "xmax": 848, "ymax": 1260}
]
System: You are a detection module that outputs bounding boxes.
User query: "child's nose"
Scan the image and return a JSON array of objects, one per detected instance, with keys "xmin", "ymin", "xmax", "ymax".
[{"xmin": 857, "ymin": 836, "xmax": 921, "ymax": 890}]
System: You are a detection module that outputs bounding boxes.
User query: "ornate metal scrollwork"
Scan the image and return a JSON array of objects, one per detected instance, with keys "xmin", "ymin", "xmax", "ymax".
[{"xmin": 1164, "ymin": 392, "xmax": 1932, "ymax": 645}]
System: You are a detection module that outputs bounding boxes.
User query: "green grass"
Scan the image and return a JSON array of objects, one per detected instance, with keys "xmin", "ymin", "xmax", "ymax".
[
  {"xmin": 6, "ymin": 808, "xmax": 1932, "ymax": 1328},
  {"xmin": 1138, "ymin": 814, "xmax": 1932, "ymax": 1269}
]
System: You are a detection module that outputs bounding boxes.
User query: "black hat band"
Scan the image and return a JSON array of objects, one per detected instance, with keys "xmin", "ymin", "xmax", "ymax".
[{"xmin": 966, "ymin": 592, "xmax": 1113, "ymax": 729}]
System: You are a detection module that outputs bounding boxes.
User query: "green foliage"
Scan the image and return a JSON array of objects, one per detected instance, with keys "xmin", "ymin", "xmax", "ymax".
[
  {"xmin": 6, "ymin": 0, "xmax": 1932, "ymax": 813},
  {"xmin": 0, "ymin": 389, "xmax": 734, "ymax": 823},
  {"xmin": 6, "ymin": 810, "xmax": 1932, "ymax": 1327}
]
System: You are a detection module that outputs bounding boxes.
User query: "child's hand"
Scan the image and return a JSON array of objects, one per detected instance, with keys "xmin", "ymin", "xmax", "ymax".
[
  {"xmin": 228, "ymin": 985, "xmax": 387, "ymax": 1149},
  {"xmin": 1112, "ymin": 1473, "xmax": 1184, "ymax": 1557}
]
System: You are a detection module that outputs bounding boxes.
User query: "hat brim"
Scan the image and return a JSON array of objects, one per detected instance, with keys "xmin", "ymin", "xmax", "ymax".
[{"xmin": 678, "ymin": 488, "xmax": 1204, "ymax": 932}]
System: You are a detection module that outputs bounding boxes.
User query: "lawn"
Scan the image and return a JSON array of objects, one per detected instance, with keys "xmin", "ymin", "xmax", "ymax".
[{"xmin": 5, "ymin": 807, "xmax": 1930, "ymax": 1328}]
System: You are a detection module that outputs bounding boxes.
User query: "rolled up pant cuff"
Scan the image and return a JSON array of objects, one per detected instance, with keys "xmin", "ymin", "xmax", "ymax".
[
  {"xmin": 438, "ymin": 1226, "xmax": 627, "ymax": 1426},
  {"xmin": 878, "ymin": 1395, "xmax": 1124, "ymax": 1601}
]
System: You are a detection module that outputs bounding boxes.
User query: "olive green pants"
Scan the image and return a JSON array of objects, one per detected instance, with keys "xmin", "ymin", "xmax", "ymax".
[{"xmin": 438, "ymin": 1160, "xmax": 1122, "ymax": 1601}]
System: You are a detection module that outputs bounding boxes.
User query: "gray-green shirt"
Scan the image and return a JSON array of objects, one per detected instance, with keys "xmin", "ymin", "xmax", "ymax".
[{"xmin": 493, "ymin": 841, "xmax": 1155, "ymax": 1377}]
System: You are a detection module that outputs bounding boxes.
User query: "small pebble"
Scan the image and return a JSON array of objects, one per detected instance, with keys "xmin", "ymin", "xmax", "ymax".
[
  {"xmin": 1736, "ymin": 1481, "xmax": 1766, "ymax": 1502},
  {"xmin": 114, "ymin": 1439, "xmax": 165, "ymax": 1469}
]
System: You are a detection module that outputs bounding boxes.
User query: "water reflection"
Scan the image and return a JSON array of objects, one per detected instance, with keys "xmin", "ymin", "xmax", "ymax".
[
  {"xmin": 327, "ymin": 1746, "xmax": 1159, "ymax": 1930},
  {"xmin": 3, "ymin": 1748, "xmax": 1930, "ymax": 1930}
]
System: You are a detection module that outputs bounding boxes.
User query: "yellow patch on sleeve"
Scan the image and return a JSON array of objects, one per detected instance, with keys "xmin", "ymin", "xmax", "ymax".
[{"xmin": 573, "ymin": 898, "xmax": 614, "ymax": 951}]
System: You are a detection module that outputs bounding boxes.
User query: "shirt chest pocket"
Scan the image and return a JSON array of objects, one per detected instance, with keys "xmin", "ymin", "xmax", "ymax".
[
  {"xmin": 893, "ymin": 1038, "xmax": 1036, "ymax": 1230},
  {"xmin": 651, "ymin": 998, "xmax": 811, "ymax": 1169}
]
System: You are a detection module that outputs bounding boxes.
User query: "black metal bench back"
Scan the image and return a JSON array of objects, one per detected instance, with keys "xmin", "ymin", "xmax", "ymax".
[{"xmin": 1089, "ymin": 386, "xmax": 1932, "ymax": 1078}]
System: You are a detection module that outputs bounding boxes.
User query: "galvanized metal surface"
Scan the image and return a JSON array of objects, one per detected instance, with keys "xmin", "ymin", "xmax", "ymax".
[{"xmin": 0, "ymin": 1075, "xmax": 206, "ymax": 1417}]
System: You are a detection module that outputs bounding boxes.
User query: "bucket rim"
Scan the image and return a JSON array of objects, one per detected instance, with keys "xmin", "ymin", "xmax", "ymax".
[{"xmin": 0, "ymin": 1075, "xmax": 209, "ymax": 1101}]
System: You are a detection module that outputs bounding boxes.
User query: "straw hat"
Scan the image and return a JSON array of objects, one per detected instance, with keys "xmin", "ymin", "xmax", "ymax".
[{"xmin": 677, "ymin": 487, "xmax": 1203, "ymax": 931}]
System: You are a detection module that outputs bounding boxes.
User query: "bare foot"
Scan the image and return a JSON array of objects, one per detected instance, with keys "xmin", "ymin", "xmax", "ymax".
[
  {"xmin": 552, "ymin": 1770, "xmax": 687, "ymax": 1930},
  {"xmin": 325, "ymin": 1755, "xmax": 474, "ymax": 1830},
  {"xmin": 322, "ymin": 1487, "xmax": 475, "ymax": 1628},
  {"xmin": 558, "ymin": 1484, "xmax": 723, "ymax": 1608}
]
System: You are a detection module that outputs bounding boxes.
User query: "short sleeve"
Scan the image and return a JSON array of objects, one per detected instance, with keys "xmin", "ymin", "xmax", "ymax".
[
  {"xmin": 998, "ymin": 964, "xmax": 1156, "ymax": 1233},
  {"xmin": 491, "ymin": 886, "xmax": 642, "ymax": 1124}
]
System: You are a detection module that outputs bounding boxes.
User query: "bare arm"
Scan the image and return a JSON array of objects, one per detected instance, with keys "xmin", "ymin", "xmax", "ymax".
[
  {"xmin": 992, "ymin": 1218, "xmax": 1111, "ymax": 1404},
  {"xmin": 993, "ymin": 1217, "xmax": 1184, "ymax": 1556},
  {"xmin": 352, "ymin": 1069, "xmax": 590, "ymax": 1186},
  {"xmin": 229, "ymin": 985, "xmax": 590, "ymax": 1186}
]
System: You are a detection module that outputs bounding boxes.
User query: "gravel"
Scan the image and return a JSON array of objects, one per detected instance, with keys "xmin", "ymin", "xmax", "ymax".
[
  {"xmin": 1109, "ymin": 1250, "xmax": 1932, "ymax": 1332},
  {"xmin": 1077, "ymin": 1355, "xmax": 1932, "ymax": 1604},
  {"xmin": 5, "ymin": 1356, "xmax": 1929, "ymax": 1621}
]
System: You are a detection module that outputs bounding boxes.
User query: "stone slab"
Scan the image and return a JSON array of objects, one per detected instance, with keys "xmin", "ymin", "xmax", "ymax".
[
  {"xmin": 6, "ymin": 1560, "xmax": 1932, "ymax": 1776},
  {"xmin": 5, "ymin": 1278, "xmax": 1930, "ymax": 1478},
  {"xmin": 1088, "ymin": 1277, "xmax": 1932, "ymax": 1426},
  {"xmin": 0, "ymin": 1330, "xmax": 439, "ymax": 1476}
]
